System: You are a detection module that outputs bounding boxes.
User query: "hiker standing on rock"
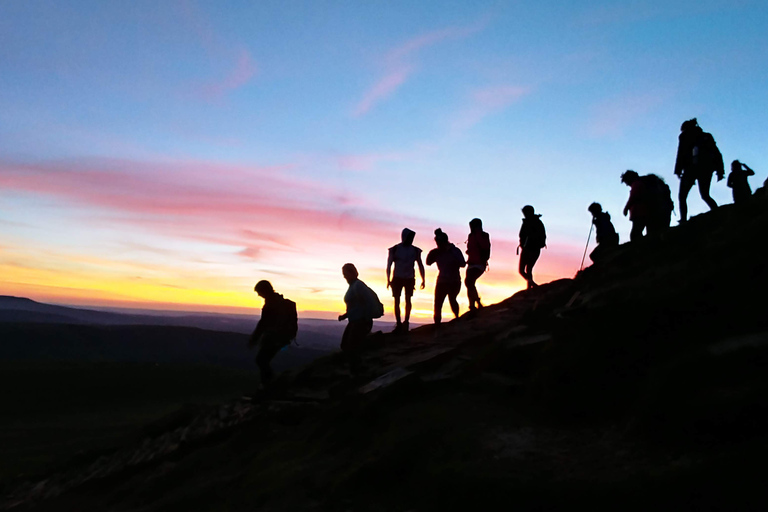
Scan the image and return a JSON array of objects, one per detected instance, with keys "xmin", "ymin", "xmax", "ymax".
[
  {"xmin": 727, "ymin": 160, "xmax": 755, "ymax": 204},
  {"xmin": 587, "ymin": 202, "xmax": 619, "ymax": 263},
  {"xmin": 621, "ymin": 170, "xmax": 674, "ymax": 240},
  {"xmin": 426, "ymin": 228, "xmax": 466, "ymax": 325},
  {"xmin": 674, "ymin": 118, "xmax": 724, "ymax": 222},
  {"xmin": 622, "ymin": 170, "xmax": 651, "ymax": 241},
  {"xmin": 386, "ymin": 228, "xmax": 426, "ymax": 334},
  {"xmin": 249, "ymin": 280, "xmax": 298, "ymax": 388},
  {"xmin": 465, "ymin": 218, "xmax": 491, "ymax": 311},
  {"xmin": 518, "ymin": 206, "xmax": 546, "ymax": 289},
  {"xmin": 339, "ymin": 263, "xmax": 382, "ymax": 373}
]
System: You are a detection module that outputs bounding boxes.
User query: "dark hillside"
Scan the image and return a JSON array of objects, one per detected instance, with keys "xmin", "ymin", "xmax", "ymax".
[{"xmin": 4, "ymin": 198, "xmax": 768, "ymax": 511}]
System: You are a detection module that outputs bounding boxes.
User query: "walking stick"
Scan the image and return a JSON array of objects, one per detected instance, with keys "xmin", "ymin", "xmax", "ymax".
[{"xmin": 580, "ymin": 223, "xmax": 594, "ymax": 271}]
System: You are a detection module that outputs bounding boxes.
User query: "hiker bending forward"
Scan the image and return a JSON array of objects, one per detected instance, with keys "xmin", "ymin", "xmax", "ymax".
[
  {"xmin": 465, "ymin": 218, "xmax": 491, "ymax": 311},
  {"xmin": 339, "ymin": 263, "xmax": 374, "ymax": 372},
  {"xmin": 249, "ymin": 280, "xmax": 297, "ymax": 387}
]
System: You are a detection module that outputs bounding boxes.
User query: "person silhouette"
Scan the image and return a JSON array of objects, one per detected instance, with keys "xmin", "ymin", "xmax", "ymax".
[
  {"xmin": 587, "ymin": 202, "xmax": 619, "ymax": 263},
  {"xmin": 426, "ymin": 228, "xmax": 466, "ymax": 325},
  {"xmin": 465, "ymin": 218, "xmax": 491, "ymax": 311},
  {"xmin": 674, "ymin": 118, "xmax": 724, "ymax": 222},
  {"xmin": 727, "ymin": 160, "xmax": 755, "ymax": 204},
  {"xmin": 386, "ymin": 228, "xmax": 425, "ymax": 333},
  {"xmin": 248, "ymin": 280, "xmax": 297, "ymax": 387},
  {"xmin": 518, "ymin": 206, "xmax": 546, "ymax": 289},
  {"xmin": 338, "ymin": 263, "xmax": 374, "ymax": 373},
  {"xmin": 621, "ymin": 170, "xmax": 651, "ymax": 241}
]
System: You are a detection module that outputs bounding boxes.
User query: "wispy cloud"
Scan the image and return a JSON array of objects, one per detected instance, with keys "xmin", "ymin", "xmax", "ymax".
[
  {"xmin": 587, "ymin": 91, "xmax": 669, "ymax": 137},
  {"xmin": 452, "ymin": 85, "xmax": 530, "ymax": 132},
  {"xmin": 353, "ymin": 17, "xmax": 489, "ymax": 116},
  {"xmin": 200, "ymin": 47, "xmax": 257, "ymax": 99}
]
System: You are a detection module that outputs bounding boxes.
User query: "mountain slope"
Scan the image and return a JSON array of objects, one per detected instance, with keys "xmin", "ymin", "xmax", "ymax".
[{"xmin": 4, "ymin": 199, "xmax": 768, "ymax": 511}]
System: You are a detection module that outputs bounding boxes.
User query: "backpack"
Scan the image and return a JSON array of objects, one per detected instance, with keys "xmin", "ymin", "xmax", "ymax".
[
  {"xmin": 276, "ymin": 296, "xmax": 298, "ymax": 342},
  {"xmin": 362, "ymin": 283, "xmax": 385, "ymax": 319},
  {"xmin": 526, "ymin": 217, "xmax": 547, "ymax": 249},
  {"xmin": 640, "ymin": 174, "xmax": 674, "ymax": 215}
]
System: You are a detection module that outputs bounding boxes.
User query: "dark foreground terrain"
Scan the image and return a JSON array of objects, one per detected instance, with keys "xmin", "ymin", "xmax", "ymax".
[{"xmin": 3, "ymin": 197, "xmax": 768, "ymax": 511}]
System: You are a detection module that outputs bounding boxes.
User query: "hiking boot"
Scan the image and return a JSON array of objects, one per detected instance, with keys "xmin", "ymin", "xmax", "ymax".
[{"xmin": 392, "ymin": 322, "xmax": 403, "ymax": 334}]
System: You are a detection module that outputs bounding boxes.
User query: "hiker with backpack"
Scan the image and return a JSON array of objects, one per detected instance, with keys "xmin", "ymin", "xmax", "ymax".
[
  {"xmin": 727, "ymin": 160, "xmax": 755, "ymax": 204},
  {"xmin": 465, "ymin": 218, "xmax": 491, "ymax": 311},
  {"xmin": 587, "ymin": 202, "xmax": 619, "ymax": 263},
  {"xmin": 674, "ymin": 118, "xmax": 724, "ymax": 222},
  {"xmin": 338, "ymin": 263, "xmax": 383, "ymax": 373},
  {"xmin": 621, "ymin": 170, "xmax": 674, "ymax": 240},
  {"xmin": 386, "ymin": 228, "xmax": 426, "ymax": 334},
  {"xmin": 249, "ymin": 280, "xmax": 298, "ymax": 387},
  {"xmin": 426, "ymin": 228, "xmax": 466, "ymax": 325},
  {"xmin": 518, "ymin": 205, "xmax": 546, "ymax": 289}
]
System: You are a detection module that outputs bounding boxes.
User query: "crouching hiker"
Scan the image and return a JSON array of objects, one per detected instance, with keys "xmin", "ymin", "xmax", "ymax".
[
  {"xmin": 587, "ymin": 202, "xmax": 619, "ymax": 263},
  {"xmin": 249, "ymin": 280, "xmax": 298, "ymax": 387},
  {"xmin": 339, "ymin": 263, "xmax": 384, "ymax": 373}
]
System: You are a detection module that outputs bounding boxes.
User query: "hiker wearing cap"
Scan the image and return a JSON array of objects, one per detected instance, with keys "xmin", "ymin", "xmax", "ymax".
[
  {"xmin": 727, "ymin": 160, "xmax": 755, "ymax": 204},
  {"xmin": 249, "ymin": 280, "xmax": 297, "ymax": 387},
  {"xmin": 386, "ymin": 228, "xmax": 426, "ymax": 334},
  {"xmin": 339, "ymin": 263, "xmax": 383, "ymax": 373},
  {"xmin": 426, "ymin": 228, "xmax": 466, "ymax": 325},
  {"xmin": 674, "ymin": 118, "xmax": 724, "ymax": 222},
  {"xmin": 518, "ymin": 206, "xmax": 546, "ymax": 289},
  {"xmin": 465, "ymin": 218, "xmax": 491, "ymax": 311}
]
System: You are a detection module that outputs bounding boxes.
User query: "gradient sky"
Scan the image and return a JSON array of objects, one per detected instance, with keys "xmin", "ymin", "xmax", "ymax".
[{"xmin": 2, "ymin": 0, "xmax": 767, "ymax": 320}]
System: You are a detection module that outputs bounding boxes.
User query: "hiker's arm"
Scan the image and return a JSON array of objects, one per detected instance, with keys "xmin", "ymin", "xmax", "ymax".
[
  {"xmin": 386, "ymin": 250, "xmax": 394, "ymax": 288},
  {"xmin": 249, "ymin": 322, "xmax": 263, "ymax": 348},
  {"xmin": 743, "ymin": 163, "xmax": 755, "ymax": 175},
  {"xmin": 338, "ymin": 313, "xmax": 347, "ymax": 321},
  {"xmin": 674, "ymin": 140, "xmax": 685, "ymax": 177},
  {"xmin": 417, "ymin": 255, "xmax": 426, "ymax": 289}
]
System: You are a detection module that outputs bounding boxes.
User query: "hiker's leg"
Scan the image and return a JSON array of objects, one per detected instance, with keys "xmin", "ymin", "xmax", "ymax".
[
  {"xmin": 630, "ymin": 220, "xmax": 645, "ymax": 241},
  {"xmin": 448, "ymin": 282, "xmax": 460, "ymax": 318},
  {"xmin": 698, "ymin": 172, "xmax": 718, "ymax": 210},
  {"xmin": 393, "ymin": 294, "xmax": 402, "ymax": 325},
  {"xmin": 679, "ymin": 173, "xmax": 695, "ymax": 222},
  {"xmin": 404, "ymin": 294, "xmax": 413, "ymax": 326},
  {"xmin": 465, "ymin": 268, "xmax": 479, "ymax": 309},
  {"xmin": 255, "ymin": 341, "xmax": 280, "ymax": 386},
  {"xmin": 527, "ymin": 248, "xmax": 540, "ymax": 286},
  {"xmin": 434, "ymin": 283, "xmax": 447, "ymax": 324},
  {"xmin": 518, "ymin": 253, "xmax": 528, "ymax": 282}
]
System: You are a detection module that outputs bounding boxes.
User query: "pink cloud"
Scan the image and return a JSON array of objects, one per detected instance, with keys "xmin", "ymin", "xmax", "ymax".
[
  {"xmin": 200, "ymin": 48, "xmax": 257, "ymax": 99},
  {"xmin": 452, "ymin": 85, "xmax": 530, "ymax": 132},
  {"xmin": 353, "ymin": 18, "xmax": 489, "ymax": 116}
]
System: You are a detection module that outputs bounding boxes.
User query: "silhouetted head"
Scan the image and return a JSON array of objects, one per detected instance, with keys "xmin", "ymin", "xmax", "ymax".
[
  {"xmin": 434, "ymin": 228, "xmax": 449, "ymax": 247},
  {"xmin": 401, "ymin": 227, "xmax": 416, "ymax": 245},
  {"xmin": 588, "ymin": 202, "xmax": 603, "ymax": 215},
  {"xmin": 254, "ymin": 280, "xmax": 274, "ymax": 298},
  {"xmin": 680, "ymin": 118, "xmax": 698, "ymax": 132},
  {"xmin": 731, "ymin": 159, "xmax": 741, "ymax": 172},
  {"xmin": 621, "ymin": 170, "xmax": 639, "ymax": 186},
  {"xmin": 521, "ymin": 205, "xmax": 535, "ymax": 218},
  {"xmin": 469, "ymin": 218, "xmax": 483, "ymax": 232},
  {"xmin": 341, "ymin": 263, "xmax": 358, "ymax": 284}
]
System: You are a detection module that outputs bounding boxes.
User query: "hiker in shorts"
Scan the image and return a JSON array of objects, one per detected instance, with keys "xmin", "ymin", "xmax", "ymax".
[
  {"xmin": 621, "ymin": 170, "xmax": 652, "ymax": 241},
  {"xmin": 465, "ymin": 218, "xmax": 491, "ymax": 311},
  {"xmin": 518, "ymin": 206, "xmax": 546, "ymax": 289},
  {"xmin": 587, "ymin": 202, "xmax": 619, "ymax": 263},
  {"xmin": 727, "ymin": 160, "xmax": 755, "ymax": 204},
  {"xmin": 426, "ymin": 229, "xmax": 466, "ymax": 325},
  {"xmin": 386, "ymin": 228, "xmax": 426, "ymax": 333},
  {"xmin": 249, "ymin": 280, "xmax": 297, "ymax": 387},
  {"xmin": 338, "ymin": 263, "xmax": 374, "ymax": 373},
  {"xmin": 674, "ymin": 118, "xmax": 724, "ymax": 222}
]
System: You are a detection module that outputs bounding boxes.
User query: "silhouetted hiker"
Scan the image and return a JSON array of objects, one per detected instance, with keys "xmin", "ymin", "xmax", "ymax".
[
  {"xmin": 587, "ymin": 203, "xmax": 619, "ymax": 263},
  {"xmin": 518, "ymin": 206, "xmax": 546, "ymax": 289},
  {"xmin": 426, "ymin": 228, "xmax": 466, "ymax": 325},
  {"xmin": 465, "ymin": 218, "xmax": 491, "ymax": 311},
  {"xmin": 622, "ymin": 170, "xmax": 653, "ymax": 241},
  {"xmin": 338, "ymin": 263, "xmax": 383, "ymax": 373},
  {"xmin": 248, "ymin": 280, "xmax": 298, "ymax": 387},
  {"xmin": 674, "ymin": 118, "xmax": 724, "ymax": 222},
  {"xmin": 727, "ymin": 160, "xmax": 755, "ymax": 204},
  {"xmin": 386, "ymin": 228, "xmax": 426, "ymax": 333}
]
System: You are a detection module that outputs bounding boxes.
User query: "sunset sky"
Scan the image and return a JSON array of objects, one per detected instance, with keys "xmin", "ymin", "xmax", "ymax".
[{"xmin": 2, "ymin": 0, "xmax": 767, "ymax": 320}]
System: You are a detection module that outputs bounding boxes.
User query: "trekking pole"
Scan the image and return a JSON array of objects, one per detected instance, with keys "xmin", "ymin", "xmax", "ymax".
[{"xmin": 579, "ymin": 223, "xmax": 594, "ymax": 271}]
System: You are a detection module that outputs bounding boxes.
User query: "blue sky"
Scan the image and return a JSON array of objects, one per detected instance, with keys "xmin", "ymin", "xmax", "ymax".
[{"xmin": 1, "ymin": 0, "xmax": 767, "ymax": 317}]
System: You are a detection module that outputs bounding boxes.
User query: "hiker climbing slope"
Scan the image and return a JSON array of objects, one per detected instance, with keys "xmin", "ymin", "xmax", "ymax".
[
  {"xmin": 386, "ymin": 228, "xmax": 426, "ymax": 334},
  {"xmin": 674, "ymin": 118, "xmax": 724, "ymax": 222},
  {"xmin": 338, "ymin": 263, "xmax": 383, "ymax": 373},
  {"xmin": 465, "ymin": 218, "xmax": 491, "ymax": 311},
  {"xmin": 587, "ymin": 202, "xmax": 619, "ymax": 263},
  {"xmin": 249, "ymin": 280, "xmax": 298, "ymax": 387},
  {"xmin": 426, "ymin": 228, "xmax": 466, "ymax": 325},
  {"xmin": 518, "ymin": 205, "xmax": 546, "ymax": 289}
]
